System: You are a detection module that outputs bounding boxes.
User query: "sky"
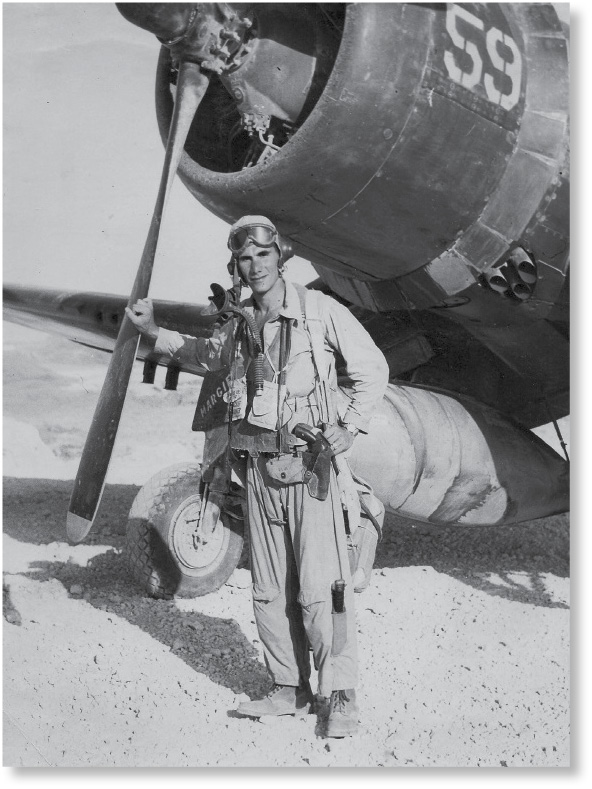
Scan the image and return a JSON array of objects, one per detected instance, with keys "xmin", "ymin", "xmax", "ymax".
[{"xmin": 2, "ymin": 1, "xmax": 316, "ymax": 304}]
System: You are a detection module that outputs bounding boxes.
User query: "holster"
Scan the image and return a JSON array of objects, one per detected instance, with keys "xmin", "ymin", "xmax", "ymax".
[{"xmin": 302, "ymin": 440, "xmax": 333, "ymax": 501}]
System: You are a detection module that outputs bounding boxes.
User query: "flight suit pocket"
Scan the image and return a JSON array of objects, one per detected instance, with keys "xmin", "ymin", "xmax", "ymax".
[
  {"xmin": 247, "ymin": 380, "xmax": 278, "ymax": 430},
  {"xmin": 297, "ymin": 586, "xmax": 329, "ymax": 608},
  {"xmin": 289, "ymin": 328, "xmax": 314, "ymax": 360},
  {"xmin": 248, "ymin": 380, "xmax": 294, "ymax": 430},
  {"xmin": 251, "ymin": 582, "xmax": 280, "ymax": 603}
]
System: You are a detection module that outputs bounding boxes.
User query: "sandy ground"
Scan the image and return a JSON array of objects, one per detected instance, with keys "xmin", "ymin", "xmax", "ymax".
[{"xmin": 3, "ymin": 325, "xmax": 570, "ymax": 767}]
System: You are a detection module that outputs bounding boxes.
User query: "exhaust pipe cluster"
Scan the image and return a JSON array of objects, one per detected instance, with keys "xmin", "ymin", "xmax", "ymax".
[{"xmin": 483, "ymin": 247, "xmax": 538, "ymax": 301}]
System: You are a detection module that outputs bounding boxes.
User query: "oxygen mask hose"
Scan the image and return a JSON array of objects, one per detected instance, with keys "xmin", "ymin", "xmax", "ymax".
[{"xmin": 208, "ymin": 283, "xmax": 264, "ymax": 394}]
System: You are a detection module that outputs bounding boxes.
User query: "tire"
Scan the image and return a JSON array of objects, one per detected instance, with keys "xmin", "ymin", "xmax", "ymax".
[{"xmin": 125, "ymin": 462, "xmax": 245, "ymax": 599}]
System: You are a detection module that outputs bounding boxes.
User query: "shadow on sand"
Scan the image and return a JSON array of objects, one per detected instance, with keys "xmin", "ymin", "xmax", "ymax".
[
  {"xmin": 4, "ymin": 476, "xmax": 569, "ymax": 696},
  {"xmin": 3, "ymin": 476, "xmax": 269, "ymax": 699}
]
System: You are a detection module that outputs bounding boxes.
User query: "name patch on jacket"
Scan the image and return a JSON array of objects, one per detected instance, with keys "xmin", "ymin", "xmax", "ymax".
[{"xmin": 192, "ymin": 367, "xmax": 231, "ymax": 431}]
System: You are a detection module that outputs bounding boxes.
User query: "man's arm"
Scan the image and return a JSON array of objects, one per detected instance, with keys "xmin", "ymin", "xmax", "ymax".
[
  {"xmin": 126, "ymin": 298, "xmax": 227, "ymax": 371},
  {"xmin": 321, "ymin": 296, "xmax": 390, "ymax": 434}
]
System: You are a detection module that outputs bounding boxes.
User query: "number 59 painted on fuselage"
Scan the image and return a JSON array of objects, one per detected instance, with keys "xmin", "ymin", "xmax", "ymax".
[{"xmin": 444, "ymin": 3, "xmax": 522, "ymax": 111}]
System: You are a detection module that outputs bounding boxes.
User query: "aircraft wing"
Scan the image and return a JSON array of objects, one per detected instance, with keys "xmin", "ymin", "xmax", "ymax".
[
  {"xmin": 3, "ymin": 276, "xmax": 568, "ymax": 430},
  {"xmin": 3, "ymin": 284, "xmax": 214, "ymax": 378}
]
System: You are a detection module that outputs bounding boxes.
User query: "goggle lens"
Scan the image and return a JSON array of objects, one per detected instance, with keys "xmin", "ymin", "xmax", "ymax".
[{"xmin": 228, "ymin": 224, "xmax": 277, "ymax": 253}]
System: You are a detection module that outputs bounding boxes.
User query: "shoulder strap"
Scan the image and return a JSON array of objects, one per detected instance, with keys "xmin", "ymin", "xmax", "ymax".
[
  {"xmin": 306, "ymin": 290, "xmax": 330, "ymax": 380},
  {"xmin": 293, "ymin": 284, "xmax": 329, "ymax": 378},
  {"xmin": 293, "ymin": 281, "xmax": 308, "ymax": 318},
  {"xmin": 293, "ymin": 284, "xmax": 336, "ymax": 423}
]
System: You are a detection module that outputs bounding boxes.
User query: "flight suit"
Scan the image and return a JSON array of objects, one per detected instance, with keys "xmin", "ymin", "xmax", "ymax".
[{"xmin": 155, "ymin": 279, "xmax": 389, "ymax": 696}]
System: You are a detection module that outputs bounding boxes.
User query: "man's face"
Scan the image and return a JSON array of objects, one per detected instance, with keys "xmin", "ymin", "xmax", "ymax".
[{"xmin": 237, "ymin": 243, "xmax": 281, "ymax": 296}]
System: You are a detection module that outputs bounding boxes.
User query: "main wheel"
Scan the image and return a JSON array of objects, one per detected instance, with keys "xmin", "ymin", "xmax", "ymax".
[{"xmin": 125, "ymin": 462, "xmax": 245, "ymax": 599}]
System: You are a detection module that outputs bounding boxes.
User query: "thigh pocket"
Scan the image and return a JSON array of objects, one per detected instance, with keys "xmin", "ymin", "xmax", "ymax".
[
  {"xmin": 297, "ymin": 586, "xmax": 329, "ymax": 608},
  {"xmin": 252, "ymin": 582, "xmax": 280, "ymax": 603}
]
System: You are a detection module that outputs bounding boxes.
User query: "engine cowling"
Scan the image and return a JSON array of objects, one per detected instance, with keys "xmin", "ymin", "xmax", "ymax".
[{"xmin": 146, "ymin": 2, "xmax": 568, "ymax": 312}]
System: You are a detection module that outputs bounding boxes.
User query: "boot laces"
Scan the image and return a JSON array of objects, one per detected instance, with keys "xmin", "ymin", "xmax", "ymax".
[{"xmin": 331, "ymin": 690, "xmax": 350, "ymax": 714}]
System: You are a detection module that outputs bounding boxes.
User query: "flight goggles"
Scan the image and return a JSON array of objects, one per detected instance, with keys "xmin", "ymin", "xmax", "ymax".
[{"xmin": 227, "ymin": 224, "xmax": 278, "ymax": 254}]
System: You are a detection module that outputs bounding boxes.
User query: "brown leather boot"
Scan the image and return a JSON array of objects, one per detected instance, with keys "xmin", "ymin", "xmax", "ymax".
[
  {"xmin": 236, "ymin": 683, "xmax": 314, "ymax": 718},
  {"xmin": 326, "ymin": 689, "xmax": 358, "ymax": 737}
]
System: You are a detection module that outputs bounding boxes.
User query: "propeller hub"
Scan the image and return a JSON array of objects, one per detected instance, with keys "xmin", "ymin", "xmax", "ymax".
[{"xmin": 116, "ymin": 2, "xmax": 255, "ymax": 74}]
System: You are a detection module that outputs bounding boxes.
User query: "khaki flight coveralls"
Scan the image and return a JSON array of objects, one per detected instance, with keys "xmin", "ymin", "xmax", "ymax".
[{"xmin": 155, "ymin": 280, "xmax": 389, "ymax": 696}]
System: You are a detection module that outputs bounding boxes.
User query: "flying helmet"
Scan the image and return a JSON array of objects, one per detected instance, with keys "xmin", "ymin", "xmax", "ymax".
[{"xmin": 226, "ymin": 215, "xmax": 293, "ymax": 276}]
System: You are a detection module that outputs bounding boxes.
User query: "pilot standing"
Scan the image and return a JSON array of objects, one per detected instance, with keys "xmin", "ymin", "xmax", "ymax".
[{"xmin": 126, "ymin": 216, "xmax": 389, "ymax": 737}]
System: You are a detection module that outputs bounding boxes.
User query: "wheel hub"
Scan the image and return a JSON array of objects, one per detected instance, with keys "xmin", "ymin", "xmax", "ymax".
[{"xmin": 170, "ymin": 494, "xmax": 226, "ymax": 570}]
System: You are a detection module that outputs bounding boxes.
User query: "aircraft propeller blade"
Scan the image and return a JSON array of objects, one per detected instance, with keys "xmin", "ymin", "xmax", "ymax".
[{"xmin": 66, "ymin": 61, "xmax": 210, "ymax": 543}]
